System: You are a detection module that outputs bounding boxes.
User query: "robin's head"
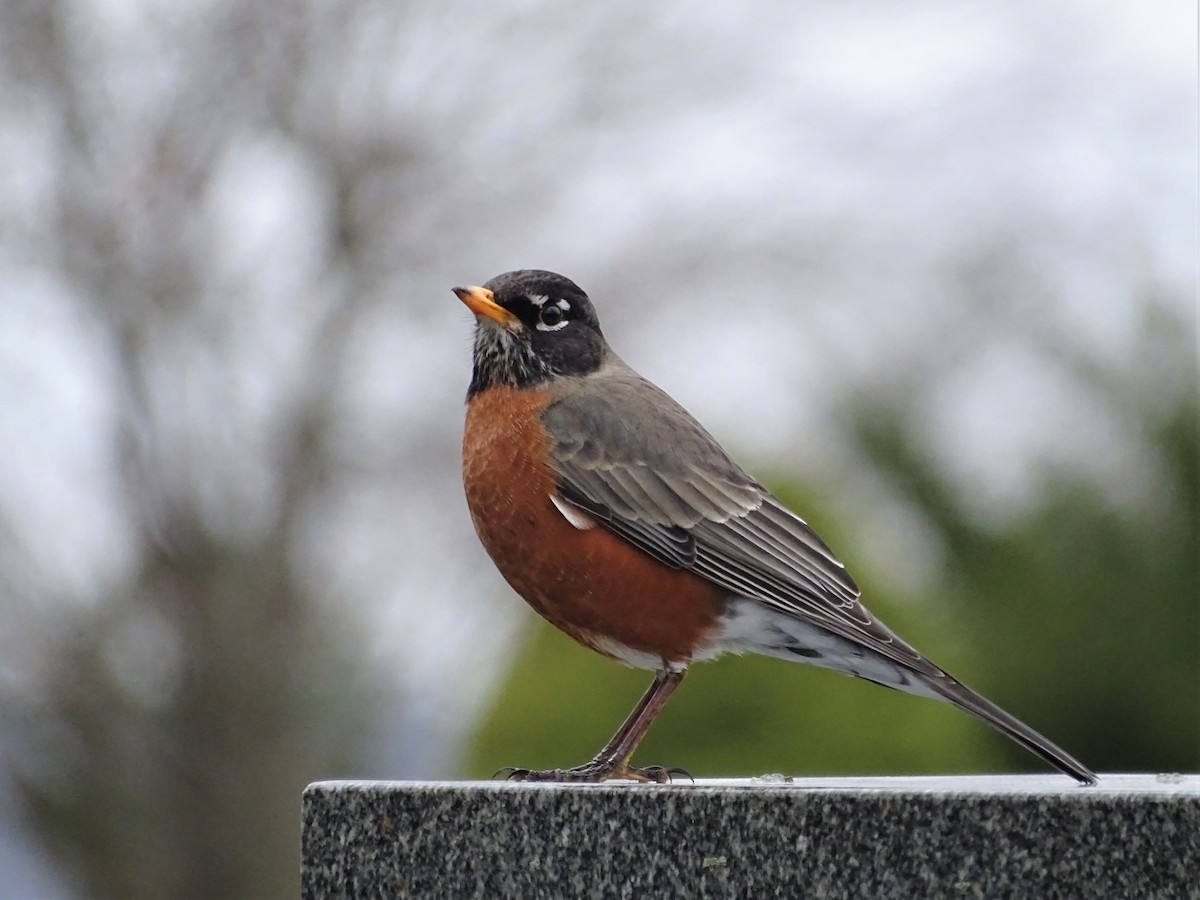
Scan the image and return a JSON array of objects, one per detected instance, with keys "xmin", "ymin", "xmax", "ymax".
[{"xmin": 454, "ymin": 270, "xmax": 607, "ymax": 396}]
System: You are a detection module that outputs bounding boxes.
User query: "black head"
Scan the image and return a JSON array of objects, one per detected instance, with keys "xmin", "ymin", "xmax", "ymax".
[{"xmin": 453, "ymin": 270, "xmax": 607, "ymax": 396}]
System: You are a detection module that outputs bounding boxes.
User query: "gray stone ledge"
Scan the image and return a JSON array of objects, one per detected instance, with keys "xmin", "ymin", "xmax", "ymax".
[{"xmin": 302, "ymin": 774, "xmax": 1199, "ymax": 899}]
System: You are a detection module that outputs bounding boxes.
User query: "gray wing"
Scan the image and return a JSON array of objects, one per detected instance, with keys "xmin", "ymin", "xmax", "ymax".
[{"xmin": 542, "ymin": 360, "xmax": 927, "ymax": 671}]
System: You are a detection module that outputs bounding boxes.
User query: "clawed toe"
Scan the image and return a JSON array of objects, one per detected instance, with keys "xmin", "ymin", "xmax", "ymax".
[
  {"xmin": 497, "ymin": 766, "xmax": 600, "ymax": 783},
  {"xmin": 493, "ymin": 762, "xmax": 689, "ymax": 783},
  {"xmin": 493, "ymin": 766, "xmax": 528, "ymax": 780},
  {"xmin": 494, "ymin": 766, "xmax": 596, "ymax": 783},
  {"xmin": 639, "ymin": 765, "xmax": 693, "ymax": 783}
]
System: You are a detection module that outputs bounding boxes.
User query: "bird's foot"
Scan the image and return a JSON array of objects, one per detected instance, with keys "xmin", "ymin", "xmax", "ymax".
[{"xmin": 495, "ymin": 762, "xmax": 692, "ymax": 784}]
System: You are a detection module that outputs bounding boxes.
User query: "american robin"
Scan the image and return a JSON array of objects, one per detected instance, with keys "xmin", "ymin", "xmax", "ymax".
[{"xmin": 453, "ymin": 269, "xmax": 1096, "ymax": 785}]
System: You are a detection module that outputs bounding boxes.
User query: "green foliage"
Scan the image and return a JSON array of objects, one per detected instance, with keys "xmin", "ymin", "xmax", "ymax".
[{"xmin": 852, "ymin": 395, "xmax": 1199, "ymax": 773}]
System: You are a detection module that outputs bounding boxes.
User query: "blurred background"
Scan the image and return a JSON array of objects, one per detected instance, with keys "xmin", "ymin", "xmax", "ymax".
[{"xmin": 1, "ymin": 0, "xmax": 1195, "ymax": 895}]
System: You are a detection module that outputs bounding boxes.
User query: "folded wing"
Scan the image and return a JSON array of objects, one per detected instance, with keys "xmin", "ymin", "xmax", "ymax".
[{"xmin": 543, "ymin": 360, "xmax": 930, "ymax": 673}]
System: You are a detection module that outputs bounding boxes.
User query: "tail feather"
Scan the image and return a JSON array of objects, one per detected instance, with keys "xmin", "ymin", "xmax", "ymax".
[
  {"xmin": 711, "ymin": 598, "xmax": 1097, "ymax": 784},
  {"xmin": 927, "ymin": 675, "xmax": 1097, "ymax": 785}
]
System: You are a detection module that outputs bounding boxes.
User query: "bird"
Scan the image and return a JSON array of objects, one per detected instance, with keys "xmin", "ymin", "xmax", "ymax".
[{"xmin": 452, "ymin": 269, "xmax": 1096, "ymax": 786}]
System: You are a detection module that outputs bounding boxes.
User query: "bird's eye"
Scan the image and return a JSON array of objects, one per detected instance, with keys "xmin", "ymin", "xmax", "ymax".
[{"xmin": 537, "ymin": 302, "xmax": 567, "ymax": 330}]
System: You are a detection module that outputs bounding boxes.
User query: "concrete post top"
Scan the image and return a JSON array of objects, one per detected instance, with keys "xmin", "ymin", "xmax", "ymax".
[
  {"xmin": 303, "ymin": 774, "xmax": 1199, "ymax": 899},
  {"xmin": 307, "ymin": 771, "xmax": 1198, "ymax": 796}
]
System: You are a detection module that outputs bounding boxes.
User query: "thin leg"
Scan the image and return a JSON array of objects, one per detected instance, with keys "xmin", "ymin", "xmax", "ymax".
[
  {"xmin": 503, "ymin": 669, "xmax": 687, "ymax": 783},
  {"xmin": 588, "ymin": 668, "xmax": 686, "ymax": 773}
]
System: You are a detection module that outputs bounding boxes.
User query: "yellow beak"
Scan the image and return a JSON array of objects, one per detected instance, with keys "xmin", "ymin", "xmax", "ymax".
[{"xmin": 452, "ymin": 285, "xmax": 521, "ymax": 330}]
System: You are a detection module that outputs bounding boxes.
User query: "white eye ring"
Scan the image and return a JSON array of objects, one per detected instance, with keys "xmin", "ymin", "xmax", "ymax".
[{"xmin": 536, "ymin": 299, "xmax": 570, "ymax": 331}]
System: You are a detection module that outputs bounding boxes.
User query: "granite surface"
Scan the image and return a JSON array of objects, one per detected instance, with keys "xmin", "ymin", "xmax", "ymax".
[{"xmin": 302, "ymin": 774, "xmax": 1199, "ymax": 899}]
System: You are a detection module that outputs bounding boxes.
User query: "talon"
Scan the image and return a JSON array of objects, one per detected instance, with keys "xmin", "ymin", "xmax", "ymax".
[
  {"xmin": 631, "ymin": 766, "xmax": 672, "ymax": 784},
  {"xmin": 628, "ymin": 764, "xmax": 690, "ymax": 783},
  {"xmin": 496, "ymin": 767, "xmax": 592, "ymax": 783},
  {"xmin": 494, "ymin": 767, "xmax": 530, "ymax": 781},
  {"xmin": 491, "ymin": 758, "xmax": 689, "ymax": 784}
]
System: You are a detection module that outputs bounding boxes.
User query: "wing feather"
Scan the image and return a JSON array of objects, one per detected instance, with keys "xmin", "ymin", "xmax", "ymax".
[{"xmin": 542, "ymin": 360, "xmax": 930, "ymax": 670}]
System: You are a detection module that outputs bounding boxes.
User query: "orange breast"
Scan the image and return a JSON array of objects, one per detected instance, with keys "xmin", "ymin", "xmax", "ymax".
[{"xmin": 462, "ymin": 384, "xmax": 726, "ymax": 667}]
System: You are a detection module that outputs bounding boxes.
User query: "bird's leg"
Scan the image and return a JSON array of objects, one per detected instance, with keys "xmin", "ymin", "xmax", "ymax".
[
  {"xmin": 502, "ymin": 669, "xmax": 687, "ymax": 783},
  {"xmin": 580, "ymin": 668, "xmax": 687, "ymax": 780}
]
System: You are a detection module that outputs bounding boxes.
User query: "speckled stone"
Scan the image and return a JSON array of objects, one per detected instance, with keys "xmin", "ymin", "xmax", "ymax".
[{"xmin": 302, "ymin": 774, "xmax": 1199, "ymax": 899}]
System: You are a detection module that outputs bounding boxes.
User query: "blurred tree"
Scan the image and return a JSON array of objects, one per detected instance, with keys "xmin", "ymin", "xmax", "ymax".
[
  {"xmin": 0, "ymin": 2, "xmax": 394, "ymax": 896},
  {"xmin": 8, "ymin": 539, "xmax": 370, "ymax": 898}
]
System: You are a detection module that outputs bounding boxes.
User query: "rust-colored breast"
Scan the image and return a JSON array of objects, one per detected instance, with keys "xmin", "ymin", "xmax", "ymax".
[{"xmin": 462, "ymin": 384, "xmax": 725, "ymax": 667}]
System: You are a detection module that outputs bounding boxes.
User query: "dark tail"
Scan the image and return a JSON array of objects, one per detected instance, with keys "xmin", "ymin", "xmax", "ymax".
[{"xmin": 929, "ymin": 675, "xmax": 1097, "ymax": 785}]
